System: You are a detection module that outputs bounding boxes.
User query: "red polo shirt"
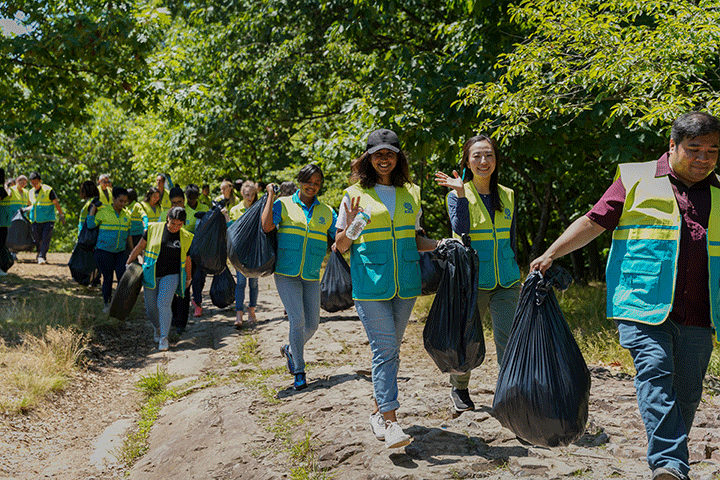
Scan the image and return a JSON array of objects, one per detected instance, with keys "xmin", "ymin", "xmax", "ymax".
[{"xmin": 586, "ymin": 153, "xmax": 720, "ymax": 328}]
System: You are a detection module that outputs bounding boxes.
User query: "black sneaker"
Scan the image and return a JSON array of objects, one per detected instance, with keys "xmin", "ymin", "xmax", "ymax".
[{"xmin": 450, "ymin": 387, "xmax": 475, "ymax": 413}]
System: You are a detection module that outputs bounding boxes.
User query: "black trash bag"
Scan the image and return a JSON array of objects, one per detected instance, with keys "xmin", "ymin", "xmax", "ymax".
[
  {"xmin": 109, "ymin": 262, "xmax": 144, "ymax": 320},
  {"xmin": 227, "ymin": 195, "xmax": 277, "ymax": 278},
  {"xmin": 320, "ymin": 250, "xmax": 353, "ymax": 312},
  {"xmin": 189, "ymin": 205, "xmax": 228, "ymax": 275},
  {"xmin": 68, "ymin": 244, "xmax": 101, "ymax": 286},
  {"xmin": 77, "ymin": 220, "xmax": 99, "ymax": 251},
  {"xmin": 0, "ymin": 246, "xmax": 14, "ymax": 272},
  {"xmin": 7, "ymin": 209, "xmax": 35, "ymax": 252},
  {"xmin": 423, "ymin": 236, "xmax": 485, "ymax": 374},
  {"xmin": 492, "ymin": 266, "xmax": 590, "ymax": 448},
  {"xmin": 210, "ymin": 267, "xmax": 236, "ymax": 308},
  {"xmin": 420, "ymin": 251, "xmax": 442, "ymax": 295}
]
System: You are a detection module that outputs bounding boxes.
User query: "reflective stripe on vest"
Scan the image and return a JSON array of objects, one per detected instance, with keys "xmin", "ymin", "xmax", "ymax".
[
  {"xmin": 142, "ymin": 222, "xmax": 193, "ymax": 296},
  {"xmin": 275, "ymin": 197, "xmax": 333, "ymax": 280},
  {"xmin": 93, "ymin": 207, "xmax": 132, "ymax": 252},
  {"xmin": 453, "ymin": 182, "xmax": 520, "ymax": 289},
  {"xmin": 606, "ymin": 160, "xmax": 720, "ymax": 338},
  {"xmin": 29, "ymin": 185, "xmax": 55, "ymax": 223},
  {"xmin": 0, "ymin": 186, "xmax": 28, "ymax": 227},
  {"xmin": 345, "ymin": 183, "xmax": 421, "ymax": 301}
]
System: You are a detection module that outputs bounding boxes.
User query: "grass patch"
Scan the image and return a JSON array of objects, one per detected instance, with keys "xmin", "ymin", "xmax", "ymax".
[
  {"xmin": 118, "ymin": 367, "xmax": 178, "ymax": 467},
  {"xmin": 0, "ymin": 326, "xmax": 88, "ymax": 413}
]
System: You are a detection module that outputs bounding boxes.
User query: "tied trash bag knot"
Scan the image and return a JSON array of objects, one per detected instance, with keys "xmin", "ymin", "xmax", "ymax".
[
  {"xmin": 492, "ymin": 266, "xmax": 590, "ymax": 448},
  {"xmin": 534, "ymin": 265, "xmax": 573, "ymax": 305}
]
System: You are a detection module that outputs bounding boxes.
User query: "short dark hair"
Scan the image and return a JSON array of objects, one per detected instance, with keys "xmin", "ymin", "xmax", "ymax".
[
  {"xmin": 185, "ymin": 184, "xmax": 200, "ymax": 200},
  {"xmin": 112, "ymin": 186, "xmax": 128, "ymax": 199},
  {"xmin": 671, "ymin": 112, "xmax": 720, "ymax": 145},
  {"xmin": 126, "ymin": 188, "xmax": 138, "ymax": 203},
  {"xmin": 80, "ymin": 180, "xmax": 99, "ymax": 199},
  {"xmin": 169, "ymin": 186, "xmax": 184, "ymax": 199},
  {"xmin": 167, "ymin": 206, "xmax": 186, "ymax": 222},
  {"xmin": 29, "ymin": 171, "xmax": 41, "ymax": 181},
  {"xmin": 297, "ymin": 164, "xmax": 324, "ymax": 184}
]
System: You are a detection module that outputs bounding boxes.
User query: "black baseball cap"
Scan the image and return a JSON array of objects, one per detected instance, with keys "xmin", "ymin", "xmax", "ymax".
[{"xmin": 366, "ymin": 129, "xmax": 400, "ymax": 154}]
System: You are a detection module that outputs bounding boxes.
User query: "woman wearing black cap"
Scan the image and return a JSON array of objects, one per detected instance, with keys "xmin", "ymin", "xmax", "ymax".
[{"xmin": 334, "ymin": 129, "xmax": 439, "ymax": 449}]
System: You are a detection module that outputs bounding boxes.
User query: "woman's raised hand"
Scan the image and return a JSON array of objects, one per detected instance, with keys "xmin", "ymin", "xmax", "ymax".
[
  {"xmin": 344, "ymin": 195, "xmax": 365, "ymax": 225},
  {"xmin": 434, "ymin": 170, "xmax": 465, "ymax": 194}
]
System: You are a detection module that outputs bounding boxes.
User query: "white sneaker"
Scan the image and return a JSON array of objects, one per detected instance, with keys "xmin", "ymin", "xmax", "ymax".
[
  {"xmin": 37, "ymin": 257, "xmax": 46, "ymax": 264},
  {"xmin": 384, "ymin": 421, "xmax": 411, "ymax": 449},
  {"xmin": 158, "ymin": 337, "xmax": 169, "ymax": 351},
  {"xmin": 368, "ymin": 412, "xmax": 385, "ymax": 441},
  {"xmin": 102, "ymin": 304, "xmax": 110, "ymax": 313}
]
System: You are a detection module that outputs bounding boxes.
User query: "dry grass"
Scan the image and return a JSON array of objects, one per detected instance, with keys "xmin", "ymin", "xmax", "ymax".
[{"xmin": 0, "ymin": 326, "xmax": 89, "ymax": 413}]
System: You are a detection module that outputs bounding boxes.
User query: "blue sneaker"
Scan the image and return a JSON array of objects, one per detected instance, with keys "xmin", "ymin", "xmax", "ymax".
[
  {"xmin": 293, "ymin": 372, "xmax": 307, "ymax": 390},
  {"xmin": 280, "ymin": 344, "xmax": 295, "ymax": 374}
]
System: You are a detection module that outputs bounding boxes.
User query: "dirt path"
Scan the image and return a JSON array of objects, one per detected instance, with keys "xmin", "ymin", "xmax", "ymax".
[{"xmin": 2, "ymin": 252, "xmax": 720, "ymax": 479}]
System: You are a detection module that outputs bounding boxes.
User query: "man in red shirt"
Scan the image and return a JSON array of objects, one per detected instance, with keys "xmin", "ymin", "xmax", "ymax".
[{"xmin": 531, "ymin": 111, "xmax": 720, "ymax": 480}]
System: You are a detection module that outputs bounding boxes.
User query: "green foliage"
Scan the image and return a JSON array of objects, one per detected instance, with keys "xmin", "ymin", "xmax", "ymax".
[
  {"xmin": 0, "ymin": 0, "xmax": 169, "ymax": 147},
  {"xmin": 458, "ymin": 0, "xmax": 720, "ymax": 272}
]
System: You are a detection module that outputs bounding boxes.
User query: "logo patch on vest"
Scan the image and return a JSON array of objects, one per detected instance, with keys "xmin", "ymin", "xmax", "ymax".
[
  {"xmin": 318, "ymin": 216, "xmax": 326, "ymax": 225},
  {"xmin": 404, "ymin": 202, "xmax": 413, "ymax": 214},
  {"xmin": 504, "ymin": 208, "xmax": 511, "ymax": 220}
]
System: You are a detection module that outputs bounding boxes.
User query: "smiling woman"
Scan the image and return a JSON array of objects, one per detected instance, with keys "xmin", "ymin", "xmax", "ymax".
[{"xmin": 260, "ymin": 163, "xmax": 338, "ymax": 392}]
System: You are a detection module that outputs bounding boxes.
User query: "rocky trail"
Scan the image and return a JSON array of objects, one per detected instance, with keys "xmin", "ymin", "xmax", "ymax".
[{"xmin": 2, "ymin": 252, "xmax": 720, "ymax": 479}]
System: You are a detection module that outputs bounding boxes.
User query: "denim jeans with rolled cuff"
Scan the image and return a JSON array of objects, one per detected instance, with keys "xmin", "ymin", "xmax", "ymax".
[{"xmin": 355, "ymin": 297, "xmax": 416, "ymax": 414}]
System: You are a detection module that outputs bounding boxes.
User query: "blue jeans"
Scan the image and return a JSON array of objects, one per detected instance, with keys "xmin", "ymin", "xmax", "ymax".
[
  {"xmin": 355, "ymin": 297, "xmax": 416, "ymax": 413},
  {"xmin": 236, "ymin": 270, "xmax": 259, "ymax": 312},
  {"xmin": 32, "ymin": 221, "xmax": 54, "ymax": 259},
  {"xmin": 274, "ymin": 274, "xmax": 321, "ymax": 373},
  {"xmin": 144, "ymin": 274, "xmax": 180, "ymax": 341},
  {"xmin": 94, "ymin": 248, "xmax": 128, "ymax": 304},
  {"xmin": 617, "ymin": 319, "xmax": 713, "ymax": 476}
]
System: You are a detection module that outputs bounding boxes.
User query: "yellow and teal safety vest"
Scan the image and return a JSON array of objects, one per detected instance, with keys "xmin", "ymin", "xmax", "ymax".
[
  {"xmin": 98, "ymin": 188, "xmax": 113, "ymax": 206},
  {"xmin": 78, "ymin": 199, "xmax": 93, "ymax": 238},
  {"xmin": 128, "ymin": 202, "xmax": 145, "ymax": 236},
  {"xmin": 28, "ymin": 184, "xmax": 56, "ymax": 223},
  {"xmin": 187, "ymin": 201, "xmax": 209, "ymax": 232},
  {"xmin": 87, "ymin": 206, "xmax": 132, "ymax": 253},
  {"xmin": 453, "ymin": 182, "xmax": 520, "ymax": 289},
  {"xmin": 345, "ymin": 183, "xmax": 421, "ymax": 301},
  {"xmin": 140, "ymin": 201, "xmax": 163, "ymax": 230},
  {"xmin": 275, "ymin": 197, "xmax": 333, "ymax": 280},
  {"xmin": 142, "ymin": 222, "xmax": 193, "ymax": 296},
  {"xmin": 606, "ymin": 160, "xmax": 720, "ymax": 339},
  {"xmin": 0, "ymin": 185, "xmax": 29, "ymax": 227}
]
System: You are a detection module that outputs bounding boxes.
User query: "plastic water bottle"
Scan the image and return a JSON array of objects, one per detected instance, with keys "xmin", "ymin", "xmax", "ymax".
[{"xmin": 346, "ymin": 207, "xmax": 371, "ymax": 240}]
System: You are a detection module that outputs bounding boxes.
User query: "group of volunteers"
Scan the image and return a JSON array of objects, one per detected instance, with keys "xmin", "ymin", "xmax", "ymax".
[
  {"xmin": 251, "ymin": 113, "xmax": 719, "ymax": 480},
  {"xmin": 0, "ymin": 171, "xmax": 66, "ymax": 272},
  {"xmin": 1, "ymin": 110, "xmax": 717, "ymax": 480}
]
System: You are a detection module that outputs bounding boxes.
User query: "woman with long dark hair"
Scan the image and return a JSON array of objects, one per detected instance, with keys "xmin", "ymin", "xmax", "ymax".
[{"xmin": 435, "ymin": 133, "xmax": 521, "ymax": 415}]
